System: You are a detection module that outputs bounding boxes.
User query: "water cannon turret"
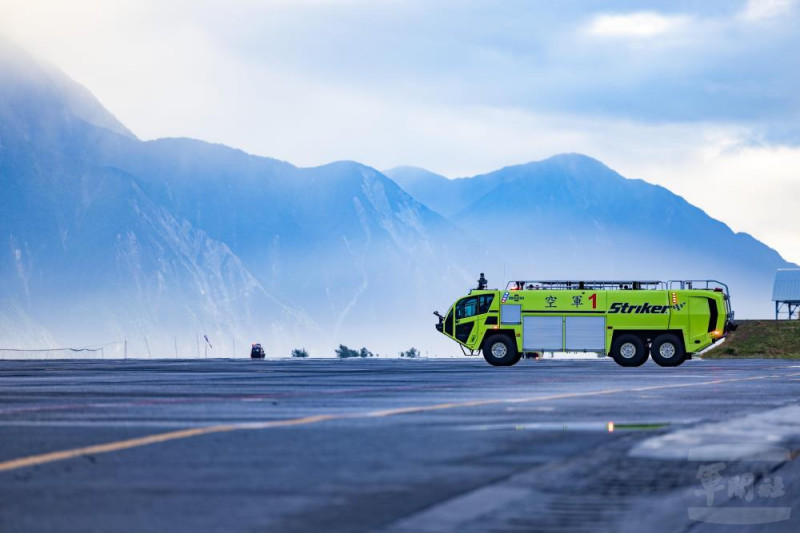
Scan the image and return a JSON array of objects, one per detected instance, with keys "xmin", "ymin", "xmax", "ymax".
[{"xmin": 477, "ymin": 272, "xmax": 488, "ymax": 290}]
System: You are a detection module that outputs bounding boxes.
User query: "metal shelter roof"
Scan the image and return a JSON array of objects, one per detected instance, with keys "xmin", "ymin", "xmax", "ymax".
[{"xmin": 772, "ymin": 269, "xmax": 800, "ymax": 302}]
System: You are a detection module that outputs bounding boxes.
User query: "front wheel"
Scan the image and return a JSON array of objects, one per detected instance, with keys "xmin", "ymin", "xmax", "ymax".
[
  {"xmin": 611, "ymin": 334, "xmax": 648, "ymax": 367},
  {"xmin": 651, "ymin": 334, "xmax": 686, "ymax": 367},
  {"xmin": 482, "ymin": 335, "xmax": 519, "ymax": 367}
]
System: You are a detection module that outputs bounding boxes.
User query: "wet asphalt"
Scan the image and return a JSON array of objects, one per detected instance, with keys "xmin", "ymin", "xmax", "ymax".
[{"xmin": 0, "ymin": 357, "xmax": 798, "ymax": 532}]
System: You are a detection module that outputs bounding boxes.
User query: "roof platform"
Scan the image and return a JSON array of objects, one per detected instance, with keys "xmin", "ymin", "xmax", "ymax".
[
  {"xmin": 506, "ymin": 280, "xmax": 666, "ymax": 291},
  {"xmin": 505, "ymin": 279, "xmax": 730, "ymax": 294}
]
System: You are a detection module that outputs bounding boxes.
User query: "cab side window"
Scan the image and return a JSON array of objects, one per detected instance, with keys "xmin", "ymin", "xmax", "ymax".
[
  {"xmin": 456, "ymin": 297, "xmax": 479, "ymax": 319},
  {"xmin": 444, "ymin": 308, "xmax": 454, "ymax": 335},
  {"xmin": 478, "ymin": 294, "xmax": 494, "ymax": 314}
]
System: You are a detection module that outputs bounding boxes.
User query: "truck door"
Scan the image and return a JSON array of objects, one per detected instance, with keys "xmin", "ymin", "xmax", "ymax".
[
  {"xmin": 454, "ymin": 296, "xmax": 480, "ymax": 344},
  {"xmin": 687, "ymin": 296, "xmax": 713, "ymax": 345},
  {"xmin": 443, "ymin": 306, "xmax": 455, "ymax": 338}
]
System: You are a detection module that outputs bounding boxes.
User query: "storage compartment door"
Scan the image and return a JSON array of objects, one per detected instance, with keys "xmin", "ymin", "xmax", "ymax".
[
  {"xmin": 522, "ymin": 316, "xmax": 563, "ymax": 351},
  {"xmin": 564, "ymin": 316, "xmax": 605, "ymax": 351},
  {"xmin": 501, "ymin": 304, "xmax": 521, "ymax": 325},
  {"xmin": 688, "ymin": 296, "xmax": 711, "ymax": 337}
]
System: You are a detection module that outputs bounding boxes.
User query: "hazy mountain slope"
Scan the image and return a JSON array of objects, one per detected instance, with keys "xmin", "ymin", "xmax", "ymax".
[
  {"xmin": 0, "ymin": 38, "xmax": 135, "ymax": 140},
  {"xmin": 0, "ymin": 45, "xmax": 312, "ymax": 356},
  {"xmin": 0, "ymin": 42, "xmax": 471, "ymax": 356},
  {"xmin": 110, "ymin": 144, "xmax": 473, "ymax": 350},
  {"xmin": 385, "ymin": 165, "xmax": 506, "ymax": 218},
  {"xmin": 97, "ymin": 137, "xmax": 472, "ymax": 347},
  {"xmin": 397, "ymin": 154, "xmax": 794, "ymax": 316},
  {"xmin": 0, "ymin": 114, "xmax": 308, "ymax": 356}
]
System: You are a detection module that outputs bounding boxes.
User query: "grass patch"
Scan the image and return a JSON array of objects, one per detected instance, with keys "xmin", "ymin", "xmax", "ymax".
[{"xmin": 703, "ymin": 319, "xmax": 800, "ymax": 359}]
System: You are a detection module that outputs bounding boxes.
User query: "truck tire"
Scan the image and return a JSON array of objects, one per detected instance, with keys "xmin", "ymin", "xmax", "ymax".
[
  {"xmin": 650, "ymin": 334, "xmax": 686, "ymax": 367},
  {"xmin": 482, "ymin": 335, "xmax": 518, "ymax": 367},
  {"xmin": 611, "ymin": 334, "xmax": 648, "ymax": 367}
]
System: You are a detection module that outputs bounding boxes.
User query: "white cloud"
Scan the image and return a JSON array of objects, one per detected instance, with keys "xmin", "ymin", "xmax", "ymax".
[
  {"xmin": 739, "ymin": 0, "xmax": 798, "ymax": 21},
  {"xmin": 586, "ymin": 12, "xmax": 692, "ymax": 38}
]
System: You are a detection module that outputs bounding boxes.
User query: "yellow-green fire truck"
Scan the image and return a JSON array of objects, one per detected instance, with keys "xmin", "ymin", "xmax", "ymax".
[{"xmin": 435, "ymin": 274, "xmax": 736, "ymax": 367}]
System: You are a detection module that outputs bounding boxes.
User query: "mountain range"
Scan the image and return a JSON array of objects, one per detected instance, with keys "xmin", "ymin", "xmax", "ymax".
[{"xmin": 0, "ymin": 39, "xmax": 794, "ymax": 357}]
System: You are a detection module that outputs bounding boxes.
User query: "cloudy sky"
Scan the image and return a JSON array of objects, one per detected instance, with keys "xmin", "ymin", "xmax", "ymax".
[{"xmin": 2, "ymin": 0, "xmax": 799, "ymax": 263}]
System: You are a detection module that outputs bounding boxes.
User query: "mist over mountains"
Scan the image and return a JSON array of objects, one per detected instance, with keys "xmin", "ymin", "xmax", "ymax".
[
  {"xmin": 0, "ymin": 40, "xmax": 794, "ymax": 357},
  {"xmin": 386, "ymin": 157, "xmax": 790, "ymax": 289}
]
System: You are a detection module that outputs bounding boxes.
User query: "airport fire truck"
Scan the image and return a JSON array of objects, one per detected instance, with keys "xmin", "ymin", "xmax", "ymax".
[{"xmin": 435, "ymin": 274, "xmax": 736, "ymax": 367}]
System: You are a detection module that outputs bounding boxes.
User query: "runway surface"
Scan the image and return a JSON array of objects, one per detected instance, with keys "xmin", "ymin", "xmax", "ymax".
[{"xmin": 0, "ymin": 357, "xmax": 798, "ymax": 532}]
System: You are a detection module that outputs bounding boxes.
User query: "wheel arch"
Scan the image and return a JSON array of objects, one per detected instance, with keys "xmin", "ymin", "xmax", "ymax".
[
  {"xmin": 612, "ymin": 329, "xmax": 686, "ymax": 350},
  {"xmin": 481, "ymin": 329, "xmax": 517, "ymax": 351}
]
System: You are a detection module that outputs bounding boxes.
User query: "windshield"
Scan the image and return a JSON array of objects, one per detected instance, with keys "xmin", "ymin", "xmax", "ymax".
[{"xmin": 455, "ymin": 294, "xmax": 494, "ymax": 319}]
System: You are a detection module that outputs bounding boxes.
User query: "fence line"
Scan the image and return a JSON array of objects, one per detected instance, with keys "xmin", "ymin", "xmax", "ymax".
[
  {"xmin": 0, "ymin": 344, "xmax": 115, "ymax": 360},
  {"xmin": 0, "ymin": 336, "xmax": 247, "ymax": 359}
]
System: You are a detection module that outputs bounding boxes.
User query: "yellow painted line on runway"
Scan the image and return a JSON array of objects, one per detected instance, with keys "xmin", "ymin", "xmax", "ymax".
[
  {"xmin": 0, "ymin": 425, "xmax": 238, "ymax": 473},
  {"xmin": 238, "ymin": 414, "xmax": 338, "ymax": 429},
  {"xmin": 0, "ymin": 373, "xmax": 785, "ymax": 473},
  {"xmin": 367, "ymin": 400, "xmax": 498, "ymax": 417}
]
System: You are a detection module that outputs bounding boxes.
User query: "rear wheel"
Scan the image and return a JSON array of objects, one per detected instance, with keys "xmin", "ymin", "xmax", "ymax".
[
  {"xmin": 611, "ymin": 334, "xmax": 648, "ymax": 367},
  {"xmin": 482, "ymin": 335, "xmax": 519, "ymax": 367},
  {"xmin": 651, "ymin": 334, "xmax": 686, "ymax": 367}
]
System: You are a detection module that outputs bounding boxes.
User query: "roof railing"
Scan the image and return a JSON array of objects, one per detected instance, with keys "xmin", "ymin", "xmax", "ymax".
[
  {"xmin": 667, "ymin": 279, "xmax": 729, "ymax": 295},
  {"xmin": 505, "ymin": 280, "xmax": 666, "ymax": 291}
]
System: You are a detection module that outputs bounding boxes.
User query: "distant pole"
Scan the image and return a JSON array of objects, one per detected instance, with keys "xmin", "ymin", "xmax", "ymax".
[
  {"xmin": 196, "ymin": 335, "xmax": 200, "ymax": 358},
  {"xmin": 144, "ymin": 336, "xmax": 152, "ymax": 359},
  {"xmin": 203, "ymin": 335, "xmax": 212, "ymax": 359},
  {"xmin": 174, "ymin": 337, "xmax": 178, "ymax": 359},
  {"xmin": 124, "ymin": 339, "xmax": 128, "ymax": 360},
  {"xmin": 232, "ymin": 338, "xmax": 235, "ymax": 359}
]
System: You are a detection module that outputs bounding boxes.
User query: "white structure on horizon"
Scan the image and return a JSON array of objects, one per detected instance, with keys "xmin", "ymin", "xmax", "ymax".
[{"xmin": 772, "ymin": 269, "xmax": 800, "ymax": 319}]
